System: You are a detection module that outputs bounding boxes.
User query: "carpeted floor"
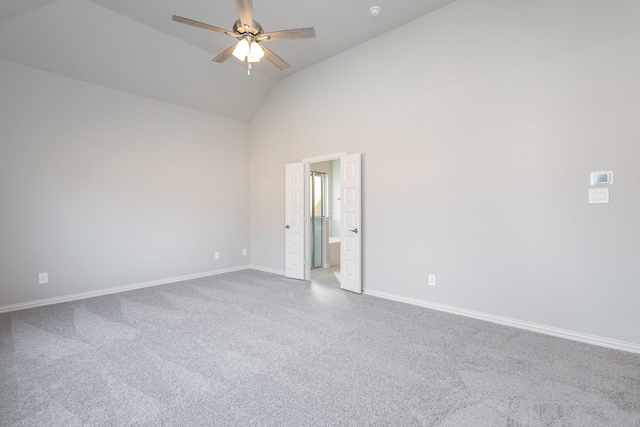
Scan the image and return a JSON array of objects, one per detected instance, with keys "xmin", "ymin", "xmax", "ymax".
[
  {"xmin": 310, "ymin": 265, "xmax": 341, "ymax": 288},
  {"xmin": 1, "ymin": 269, "xmax": 639, "ymax": 426}
]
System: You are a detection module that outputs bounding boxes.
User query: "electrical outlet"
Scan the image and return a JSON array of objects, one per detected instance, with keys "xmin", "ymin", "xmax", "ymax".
[
  {"xmin": 242, "ymin": 248, "xmax": 247, "ymax": 256},
  {"xmin": 215, "ymin": 252, "xmax": 220, "ymax": 260},
  {"xmin": 39, "ymin": 272, "xmax": 49, "ymax": 285},
  {"xmin": 428, "ymin": 275, "xmax": 436, "ymax": 286}
]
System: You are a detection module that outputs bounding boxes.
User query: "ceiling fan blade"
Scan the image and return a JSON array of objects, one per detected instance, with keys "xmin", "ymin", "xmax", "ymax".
[
  {"xmin": 172, "ymin": 15, "xmax": 234, "ymax": 36},
  {"xmin": 236, "ymin": 0, "xmax": 253, "ymax": 29},
  {"xmin": 212, "ymin": 45, "xmax": 237, "ymax": 63},
  {"xmin": 262, "ymin": 45, "xmax": 290, "ymax": 71},
  {"xmin": 259, "ymin": 27, "xmax": 316, "ymax": 42}
]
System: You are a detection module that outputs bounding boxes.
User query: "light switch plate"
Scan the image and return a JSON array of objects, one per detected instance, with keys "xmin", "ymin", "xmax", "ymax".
[{"xmin": 589, "ymin": 188, "xmax": 609, "ymax": 204}]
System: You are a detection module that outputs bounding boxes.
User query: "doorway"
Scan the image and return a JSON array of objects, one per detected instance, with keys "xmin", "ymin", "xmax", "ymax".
[
  {"xmin": 309, "ymin": 160, "xmax": 341, "ymax": 287},
  {"xmin": 285, "ymin": 152, "xmax": 361, "ymax": 293}
]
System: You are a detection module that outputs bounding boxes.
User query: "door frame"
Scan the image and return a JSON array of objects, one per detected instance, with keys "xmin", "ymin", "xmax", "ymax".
[{"xmin": 301, "ymin": 152, "xmax": 347, "ymax": 281}]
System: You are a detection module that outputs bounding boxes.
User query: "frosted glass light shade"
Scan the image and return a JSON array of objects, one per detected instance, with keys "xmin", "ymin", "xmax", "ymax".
[
  {"xmin": 248, "ymin": 41, "xmax": 264, "ymax": 63},
  {"xmin": 232, "ymin": 38, "xmax": 250, "ymax": 61}
]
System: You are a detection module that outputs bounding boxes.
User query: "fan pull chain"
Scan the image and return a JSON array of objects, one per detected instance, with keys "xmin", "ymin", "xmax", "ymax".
[{"xmin": 248, "ymin": 62, "xmax": 251, "ymax": 76}]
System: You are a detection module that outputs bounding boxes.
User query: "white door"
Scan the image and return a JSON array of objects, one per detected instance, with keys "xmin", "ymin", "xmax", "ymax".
[
  {"xmin": 285, "ymin": 163, "xmax": 306, "ymax": 280},
  {"xmin": 340, "ymin": 153, "xmax": 362, "ymax": 293}
]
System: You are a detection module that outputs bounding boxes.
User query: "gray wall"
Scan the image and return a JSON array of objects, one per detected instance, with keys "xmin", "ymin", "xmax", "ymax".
[
  {"xmin": 249, "ymin": 0, "xmax": 640, "ymax": 345},
  {"xmin": 0, "ymin": 60, "xmax": 250, "ymax": 307}
]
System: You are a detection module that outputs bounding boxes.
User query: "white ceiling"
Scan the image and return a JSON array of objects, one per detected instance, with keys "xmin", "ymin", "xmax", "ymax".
[{"xmin": 0, "ymin": 0, "xmax": 457, "ymax": 122}]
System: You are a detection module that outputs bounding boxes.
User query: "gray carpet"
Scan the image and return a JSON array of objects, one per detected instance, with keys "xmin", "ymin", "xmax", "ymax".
[
  {"xmin": 1, "ymin": 269, "xmax": 639, "ymax": 426},
  {"xmin": 310, "ymin": 265, "xmax": 341, "ymax": 288}
]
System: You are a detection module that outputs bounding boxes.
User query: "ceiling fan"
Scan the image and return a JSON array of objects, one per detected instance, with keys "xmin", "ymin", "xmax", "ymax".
[{"xmin": 173, "ymin": 0, "xmax": 316, "ymax": 75}]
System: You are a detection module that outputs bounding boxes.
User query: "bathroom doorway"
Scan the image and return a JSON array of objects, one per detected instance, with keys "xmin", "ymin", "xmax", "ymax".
[
  {"xmin": 285, "ymin": 152, "xmax": 361, "ymax": 293},
  {"xmin": 309, "ymin": 159, "xmax": 341, "ymax": 287}
]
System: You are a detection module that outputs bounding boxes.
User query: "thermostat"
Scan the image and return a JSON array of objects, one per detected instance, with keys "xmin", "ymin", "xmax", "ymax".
[{"xmin": 590, "ymin": 171, "xmax": 613, "ymax": 185}]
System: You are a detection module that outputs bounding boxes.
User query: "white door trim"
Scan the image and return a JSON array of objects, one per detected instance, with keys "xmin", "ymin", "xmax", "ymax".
[{"xmin": 302, "ymin": 152, "xmax": 347, "ymax": 164}]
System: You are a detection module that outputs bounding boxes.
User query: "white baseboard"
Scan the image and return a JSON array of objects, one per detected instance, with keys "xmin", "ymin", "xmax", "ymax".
[
  {"xmin": 6, "ymin": 267, "xmax": 636, "ymax": 354},
  {"xmin": 249, "ymin": 265, "xmax": 285, "ymax": 276},
  {"xmin": 0, "ymin": 265, "xmax": 250, "ymax": 314},
  {"xmin": 363, "ymin": 289, "xmax": 640, "ymax": 354}
]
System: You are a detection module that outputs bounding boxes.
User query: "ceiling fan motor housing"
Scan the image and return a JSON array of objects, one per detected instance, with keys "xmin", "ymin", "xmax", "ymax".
[{"xmin": 233, "ymin": 19, "xmax": 264, "ymax": 36}]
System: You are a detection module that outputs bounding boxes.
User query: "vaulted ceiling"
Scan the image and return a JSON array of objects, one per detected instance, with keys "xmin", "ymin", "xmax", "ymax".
[{"xmin": 0, "ymin": 0, "xmax": 457, "ymax": 122}]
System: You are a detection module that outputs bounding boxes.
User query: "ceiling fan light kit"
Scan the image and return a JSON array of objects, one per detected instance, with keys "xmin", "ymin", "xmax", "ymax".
[
  {"xmin": 248, "ymin": 41, "xmax": 265, "ymax": 62},
  {"xmin": 173, "ymin": 0, "xmax": 316, "ymax": 75}
]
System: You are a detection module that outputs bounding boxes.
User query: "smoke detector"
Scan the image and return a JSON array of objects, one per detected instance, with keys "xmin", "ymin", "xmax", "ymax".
[{"xmin": 369, "ymin": 6, "xmax": 381, "ymax": 17}]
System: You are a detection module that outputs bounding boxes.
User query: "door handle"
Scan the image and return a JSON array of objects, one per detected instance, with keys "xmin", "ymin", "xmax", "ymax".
[
  {"xmin": 285, "ymin": 225, "xmax": 291, "ymax": 229},
  {"xmin": 349, "ymin": 228, "xmax": 358, "ymax": 233}
]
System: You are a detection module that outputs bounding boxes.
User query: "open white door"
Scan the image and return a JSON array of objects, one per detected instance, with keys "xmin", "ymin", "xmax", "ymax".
[
  {"xmin": 340, "ymin": 153, "xmax": 362, "ymax": 293},
  {"xmin": 285, "ymin": 163, "xmax": 306, "ymax": 280}
]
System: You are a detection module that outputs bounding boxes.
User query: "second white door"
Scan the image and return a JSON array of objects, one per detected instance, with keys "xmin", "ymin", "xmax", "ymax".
[{"xmin": 340, "ymin": 153, "xmax": 362, "ymax": 293}]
